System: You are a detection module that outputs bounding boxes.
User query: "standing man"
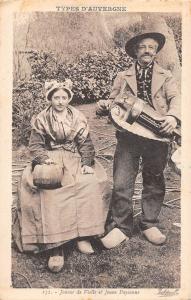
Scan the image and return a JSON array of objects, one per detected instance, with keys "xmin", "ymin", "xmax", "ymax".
[{"xmin": 98, "ymin": 32, "xmax": 180, "ymax": 248}]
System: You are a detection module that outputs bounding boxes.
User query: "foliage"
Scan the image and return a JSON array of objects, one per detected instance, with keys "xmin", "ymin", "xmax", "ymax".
[
  {"xmin": 12, "ymin": 81, "xmax": 45, "ymax": 145},
  {"xmin": 26, "ymin": 48, "xmax": 133, "ymax": 102}
]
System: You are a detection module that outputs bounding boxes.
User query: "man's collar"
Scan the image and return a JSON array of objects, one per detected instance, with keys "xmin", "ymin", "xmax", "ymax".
[
  {"xmin": 125, "ymin": 61, "xmax": 166, "ymax": 76},
  {"xmin": 136, "ymin": 60, "xmax": 154, "ymax": 69}
]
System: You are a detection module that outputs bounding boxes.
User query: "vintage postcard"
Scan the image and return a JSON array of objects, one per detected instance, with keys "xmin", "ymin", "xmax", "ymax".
[{"xmin": 0, "ymin": 0, "xmax": 191, "ymax": 299}]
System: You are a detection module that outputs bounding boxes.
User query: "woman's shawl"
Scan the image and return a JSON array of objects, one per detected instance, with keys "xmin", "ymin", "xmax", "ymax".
[{"xmin": 29, "ymin": 105, "xmax": 95, "ymax": 166}]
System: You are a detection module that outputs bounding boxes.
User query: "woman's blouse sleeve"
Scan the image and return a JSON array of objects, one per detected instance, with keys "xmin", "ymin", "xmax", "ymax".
[
  {"xmin": 29, "ymin": 116, "xmax": 49, "ymax": 165},
  {"xmin": 74, "ymin": 112, "xmax": 95, "ymax": 167}
]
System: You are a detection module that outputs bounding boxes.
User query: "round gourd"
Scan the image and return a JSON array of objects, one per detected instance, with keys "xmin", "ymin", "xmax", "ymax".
[{"xmin": 33, "ymin": 164, "xmax": 63, "ymax": 189}]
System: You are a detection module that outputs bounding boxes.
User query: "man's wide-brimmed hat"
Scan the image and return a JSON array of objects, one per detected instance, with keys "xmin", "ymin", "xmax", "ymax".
[
  {"xmin": 45, "ymin": 79, "xmax": 73, "ymax": 101},
  {"xmin": 125, "ymin": 32, "xmax": 166, "ymax": 59}
]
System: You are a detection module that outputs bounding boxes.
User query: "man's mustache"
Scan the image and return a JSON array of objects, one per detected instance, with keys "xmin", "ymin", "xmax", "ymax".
[{"xmin": 141, "ymin": 53, "xmax": 153, "ymax": 57}]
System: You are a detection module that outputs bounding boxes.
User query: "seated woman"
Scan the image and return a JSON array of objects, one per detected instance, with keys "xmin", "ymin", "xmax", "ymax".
[{"xmin": 13, "ymin": 80, "xmax": 107, "ymax": 273}]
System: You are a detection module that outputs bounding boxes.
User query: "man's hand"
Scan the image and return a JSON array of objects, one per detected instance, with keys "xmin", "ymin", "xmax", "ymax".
[
  {"xmin": 81, "ymin": 165, "xmax": 94, "ymax": 174},
  {"xmin": 160, "ymin": 116, "xmax": 177, "ymax": 135},
  {"xmin": 97, "ymin": 99, "xmax": 112, "ymax": 111}
]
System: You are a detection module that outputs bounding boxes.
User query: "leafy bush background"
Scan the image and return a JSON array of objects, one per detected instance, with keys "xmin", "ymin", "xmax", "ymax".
[{"xmin": 13, "ymin": 16, "xmax": 181, "ymax": 146}]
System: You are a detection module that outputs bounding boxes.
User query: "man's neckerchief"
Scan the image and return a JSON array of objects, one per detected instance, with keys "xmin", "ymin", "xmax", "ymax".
[{"xmin": 136, "ymin": 60, "xmax": 154, "ymax": 106}]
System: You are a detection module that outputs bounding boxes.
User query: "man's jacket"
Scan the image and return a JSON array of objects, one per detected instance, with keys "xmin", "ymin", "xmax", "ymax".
[{"xmin": 109, "ymin": 62, "xmax": 181, "ymax": 122}]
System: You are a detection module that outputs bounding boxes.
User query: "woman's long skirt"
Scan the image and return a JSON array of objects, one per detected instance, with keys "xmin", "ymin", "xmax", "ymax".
[{"xmin": 12, "ymin": 149, "xmax": 107, "ymax": 253}]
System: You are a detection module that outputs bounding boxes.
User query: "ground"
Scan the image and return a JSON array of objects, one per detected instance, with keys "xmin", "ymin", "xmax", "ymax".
[{"xmin": 12, "ymin": 103, "xmax": 180, "ymax": 288}]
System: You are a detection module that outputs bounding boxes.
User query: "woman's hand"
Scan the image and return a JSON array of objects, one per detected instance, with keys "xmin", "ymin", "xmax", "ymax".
[
  {"xmin": 81, "ymin": 165, "xmax": 94, "ymax": 174},
  {"xmin": 25, "ymin": 165, "xmax": 38, "ymax": 192},
  {"xmin": 44, "ymin": 158, "xmax": 55, "ymax": 165},
  {"xmin": 160, "ymin": 116, "xmax": 177, "ymax": 135}
]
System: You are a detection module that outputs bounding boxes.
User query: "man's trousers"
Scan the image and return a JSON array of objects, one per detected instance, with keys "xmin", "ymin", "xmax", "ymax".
[{"xmin": 106, "ymin": 131, "xmax": 169, "ymax": 237}]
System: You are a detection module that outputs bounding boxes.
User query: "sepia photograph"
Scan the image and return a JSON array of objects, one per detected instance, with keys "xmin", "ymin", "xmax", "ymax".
[
  {"xmin": 11, "ymin": 9, "xmax": 181, "ymax": 289},
  {"xmin": 0, "ymin": 1, "xmax": 191, "ymax": 299}
]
